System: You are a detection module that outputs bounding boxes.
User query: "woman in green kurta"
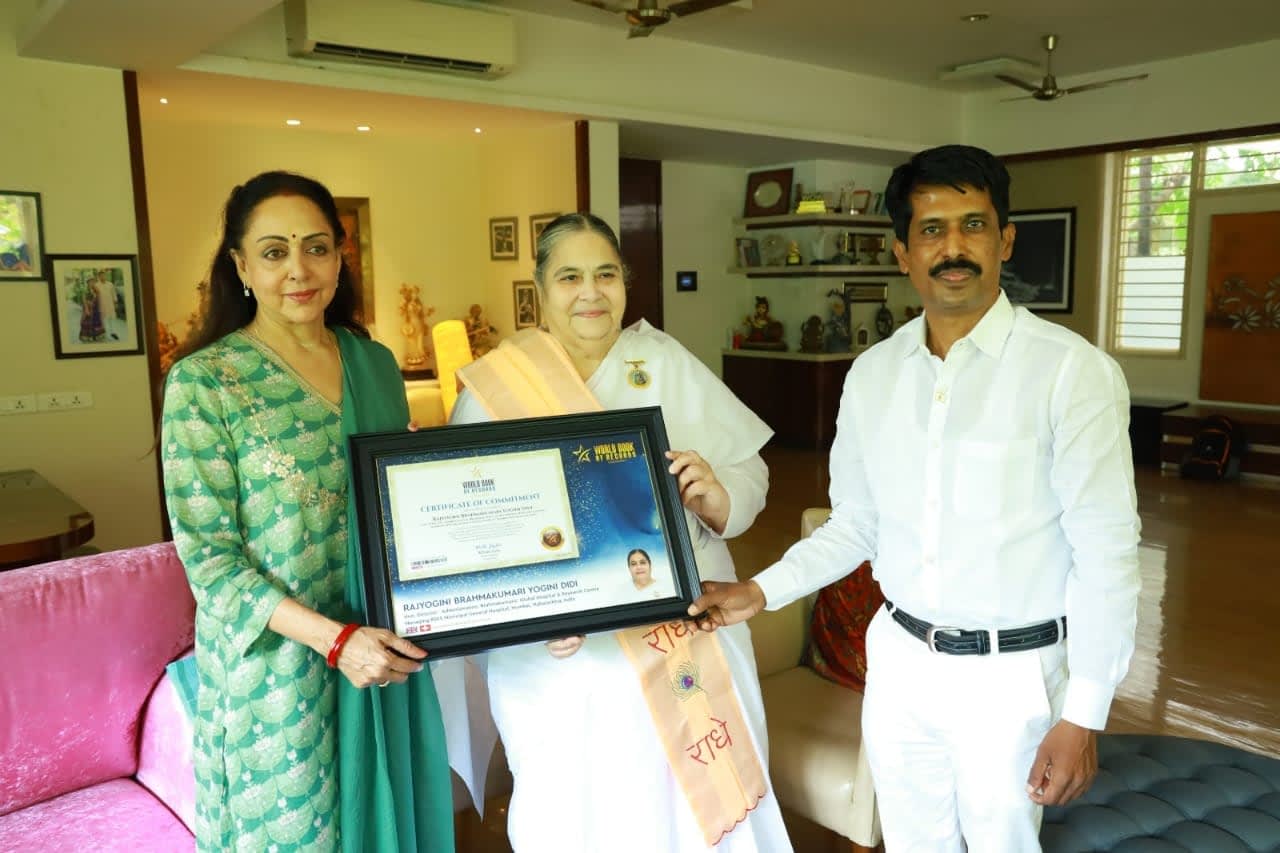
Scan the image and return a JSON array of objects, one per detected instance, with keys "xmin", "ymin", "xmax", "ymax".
[{"xmin": 160, "ymin": 171, "xmax": 453, "ymax": 852}]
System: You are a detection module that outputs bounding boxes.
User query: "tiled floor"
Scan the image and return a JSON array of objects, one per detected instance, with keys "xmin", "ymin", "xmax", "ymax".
[{"xmin": 456, "ymin": 448, "xmax": 1280, "ymax": 850}]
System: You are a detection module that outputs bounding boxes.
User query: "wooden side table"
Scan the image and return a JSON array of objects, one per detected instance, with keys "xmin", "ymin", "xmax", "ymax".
[{"xmin": 0, "ymin": 469, "xmax": 95, "ymax": 569}]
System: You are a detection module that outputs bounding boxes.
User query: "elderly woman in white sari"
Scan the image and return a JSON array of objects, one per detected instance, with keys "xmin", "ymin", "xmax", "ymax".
[{"xmin": 444, "ymin": 213, "xmax": 792, "ymax": 853}]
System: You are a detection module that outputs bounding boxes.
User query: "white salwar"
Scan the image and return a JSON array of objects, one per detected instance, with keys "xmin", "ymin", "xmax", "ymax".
[{"xmin": 445, "ymin": 320, "xmax": 792, "ymax": 853}]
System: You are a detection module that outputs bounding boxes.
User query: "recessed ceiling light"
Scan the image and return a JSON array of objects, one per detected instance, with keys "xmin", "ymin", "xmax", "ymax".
[
  {"xmin": 962, "ymin": 12, "xmax": 989, "ymax": 22},
  {"xmin": 474, "ymin": 127, "xmax": 482, "ymax": 134},
  {"xmin": 159, "ymin": 97, "xmax": 168, "ymax": 105},
  {"xmin": 356, "ymin": 125, "xmax": 371, "ymax": 132},
  {"xmin": 286, "ymin": 118, "xmax": 302, "ymax": 126}
]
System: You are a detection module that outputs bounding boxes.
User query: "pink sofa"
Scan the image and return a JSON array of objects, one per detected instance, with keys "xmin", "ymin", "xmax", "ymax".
[{"xmin": 0, "ymin": 543, "xmax": 197, "ymax": 851}]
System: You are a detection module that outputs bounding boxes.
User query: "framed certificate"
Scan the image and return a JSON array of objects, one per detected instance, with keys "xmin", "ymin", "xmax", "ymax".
[{"xmin": 349, "ymin": 407, "xmax": 702, "ymax": 658}]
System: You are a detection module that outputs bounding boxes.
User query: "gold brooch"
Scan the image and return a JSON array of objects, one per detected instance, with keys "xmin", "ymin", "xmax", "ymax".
[{"xmin": 625, "ymin": 359, "xmax": 650, "ymax": 389}]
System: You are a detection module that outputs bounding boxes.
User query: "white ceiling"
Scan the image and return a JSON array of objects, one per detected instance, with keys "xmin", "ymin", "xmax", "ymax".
[
  {"xmin": 20, "ymin": 0, "xmax": 1280, "ymax": 166},
  {"xmin": 138, "ymin": 69, "xmax": 574, "ymax": 141},
  {"xmin": 478, "ymin": 0, "xmax": 1280, "ymax": 88}
]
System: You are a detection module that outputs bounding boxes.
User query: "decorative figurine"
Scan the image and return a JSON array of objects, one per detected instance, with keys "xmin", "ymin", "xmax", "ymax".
[
  {"xmin": 853, "ymin": 323, "xmax": 872, "ymax": 354},
  {"xmin": 875, "ymin": 303, "xmax": 895, "ymax": 339},
  {"xmin": 742, "ymin": 296, "xmax": 786, "ymax": 351},
  {"xmin": 785, "ymin": 241, "xmax": 803, "ymax": 266},
  {"xmin": 800, "ymin": 315, "xmax": 825, "ymax": 353},
  {"xmin": 463, "ymin": 303, "xmax": 497, "ymax": 358},
  {"xmin": 829, "ymin": 232, "xmax": 856, "ymax": 265},
  {"xmin": 825, "ymin": 293, "xmax": 852, "ymax": 353},
  {"xmin": 398, "ymin": 283, "xmax": 435, "ymax": 372}
]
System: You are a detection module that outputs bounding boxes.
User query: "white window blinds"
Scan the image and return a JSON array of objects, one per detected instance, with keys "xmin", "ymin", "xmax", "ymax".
[{"xmin": 1113, "ymin": 148, "xmax": 1193, "ymax": 353}]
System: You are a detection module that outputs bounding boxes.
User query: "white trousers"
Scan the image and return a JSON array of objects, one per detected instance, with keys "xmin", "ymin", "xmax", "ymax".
[{"xmin": 861, "ymin": 606, "xmax": 1068, "ymax": 853}]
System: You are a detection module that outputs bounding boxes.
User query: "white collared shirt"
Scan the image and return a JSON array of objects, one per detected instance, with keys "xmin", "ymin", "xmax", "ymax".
[{"xmin": 754, "ymin": 291, "xmax": 1141, "ymax": 730}]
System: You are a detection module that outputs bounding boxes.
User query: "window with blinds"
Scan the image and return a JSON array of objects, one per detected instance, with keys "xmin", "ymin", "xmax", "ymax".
[{"xmin": 1113, "ymin": 148, "xmax": 1193, "ymax": 353}]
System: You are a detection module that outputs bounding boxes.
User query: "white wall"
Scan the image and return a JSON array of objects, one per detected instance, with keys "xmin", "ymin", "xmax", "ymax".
[
  {"xmin": 966, "ymin": 39, "xmax": 1280, "ymax": 155},
  {"xmin": 0, "ymin": 10, "xmax": 163, "ymax": 550},
  {"xmin": 660, "ymin": 160, "xmax": 742, "ymax": 375},
  {"xmin": 142, "ymin": 116, "xmax": 576, "ymax": 362}
]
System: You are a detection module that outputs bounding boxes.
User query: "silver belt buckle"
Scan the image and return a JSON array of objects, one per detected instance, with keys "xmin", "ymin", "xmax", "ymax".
[{"xmin": 925, "ymin": 625, "xmax": 961, "ymax": 653}]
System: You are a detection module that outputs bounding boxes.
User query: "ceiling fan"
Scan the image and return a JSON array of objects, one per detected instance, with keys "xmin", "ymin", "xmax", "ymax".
[
  {"xmin": 996, "ymin": 35, "xmax": 1149, "ymax": 101},
  {"xmin": 571, "ymin": 0, "xmax": 740, "ymax": 39}
]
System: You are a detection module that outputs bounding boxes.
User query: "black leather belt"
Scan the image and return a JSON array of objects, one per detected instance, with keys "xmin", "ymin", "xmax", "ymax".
[{"xmin": 885, "ymin": 600, "xmax": 1066, "ymax": 655}]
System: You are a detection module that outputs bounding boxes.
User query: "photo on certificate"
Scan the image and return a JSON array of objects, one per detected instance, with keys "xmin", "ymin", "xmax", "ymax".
[{"xmin": 349, "ymin": 407, "xmax": 702, "ymax": 657}]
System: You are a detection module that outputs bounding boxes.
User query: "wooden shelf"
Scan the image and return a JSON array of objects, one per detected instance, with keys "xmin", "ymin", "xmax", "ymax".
[
  {"xmin": 728, "ymin": 264, "xmax": 902, "ymax": 278},
  {"xmin": 736, "ymin": 213, "xmax": 892, "ymax": 230}
]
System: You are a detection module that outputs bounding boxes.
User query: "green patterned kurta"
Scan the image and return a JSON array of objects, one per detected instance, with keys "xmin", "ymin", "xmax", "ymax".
[{"xmin": 162, "ymin": 330, "xmax": 351, "ymax": 851}]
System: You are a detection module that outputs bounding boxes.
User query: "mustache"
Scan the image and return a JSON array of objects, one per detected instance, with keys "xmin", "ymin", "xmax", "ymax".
[{"xmin": 929, "ymin": 258, "xmax": 982, "ymax": 278}]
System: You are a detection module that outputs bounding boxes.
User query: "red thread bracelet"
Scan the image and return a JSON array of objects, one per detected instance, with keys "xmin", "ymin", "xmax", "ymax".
[{"xmin": 326, "ymin": 622, "xmax": 360, "ymax": 668}]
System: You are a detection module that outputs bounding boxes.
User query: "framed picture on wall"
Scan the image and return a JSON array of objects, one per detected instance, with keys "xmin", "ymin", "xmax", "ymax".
[
  {"xmin": 334, "ymin": 196, "xmax": 376, "ymax": 326},
  {"xmin": 513, "ymin": 279, "xmax": 540, "ymax": 329},
  {"xmin": 0, "ymin": 190, "xmax": 46, "ymax": 281},
  {"xmin": 1003, "ymin": 208, "xmax": 1075, "ymax": 313},
  {"xmin": 529, "ymin": 212, "xmax": 560, "ymax": 252},
  {"xmin": 45, "ymin": 254, "xmax": 144, "ymax": 359},
  {"xmin": 490, "ymin": 216, "xmax": 518, "ymax": 261}
]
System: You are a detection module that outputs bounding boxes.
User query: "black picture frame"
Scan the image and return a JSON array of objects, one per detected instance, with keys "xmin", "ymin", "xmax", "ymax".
[
  {"xmin": 349, "ymin": 407, "xmax": 702, "ymax": 658},
  {"xmin": 45, "ymin": 253, "xmax": 144, "ymax": 359},
  {"xmin": 489, "ymin": 216, "xmax": 518, "ymax": 261},
  {"xmin": 1004, "ymin": 208, "xmax": 1076, "ymax": 313}
]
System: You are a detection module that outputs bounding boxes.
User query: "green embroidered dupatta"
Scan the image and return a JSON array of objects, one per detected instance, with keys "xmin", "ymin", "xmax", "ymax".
[{"xmin": 336, "ymin": 328, "xmax": 454, "ymax": 852}]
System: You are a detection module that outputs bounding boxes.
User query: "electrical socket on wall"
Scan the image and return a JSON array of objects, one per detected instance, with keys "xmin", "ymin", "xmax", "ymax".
[
  {"xmin": 0, "ymin": 394, "xmax": 38, "ymax": 415},
  {"xmin": 37, "ymin": 391, "xmax": 94, "ymax": 411}
]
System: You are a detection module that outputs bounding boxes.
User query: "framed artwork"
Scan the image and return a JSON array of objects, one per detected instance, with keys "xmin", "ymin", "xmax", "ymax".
[
  {"xmin": 334, "ymin": 196, "xmax": 376, "ymax": 325},
  {"xmin": 1003, "ymin": 208, "xmax": 1075, "ymax": 313},
  {"xmin": 529, "ymin": 212, "xmax": 560, "ymax": 251},
  {"xmin": 512, "ymin": 279, "xmax": 540, "ymax": 329},
  {"xmin": 743, "ymin": 168, "xmax": 794, "ymax": 218},
  {"xmin": 0, "ymin": 190, "xmax": 46, "ymax": 281},
  {"xmin": 490, "ymin": 216, "xmax": 518, "ymax": 261},
  {"xmin": 46, "ymin": 254, "xmax": 143, "ymax": 359}
]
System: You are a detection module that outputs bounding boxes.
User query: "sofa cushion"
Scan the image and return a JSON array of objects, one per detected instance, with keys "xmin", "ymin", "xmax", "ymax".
[
  {"xmin": 135, "ymin": 667, "xmax": 196, "ymax": 833},
  {"xmin": 803, "ymin": 561, "xmax": 883, "ymax": 692},
  {"xmin": 0, "ymin": 544, "xmax": 195, "ymax": 816},
  {"xmin": 0, "ymin": 778, "xmax": 192, "ymax": 852},
  {"xmin": 760, "ymin": 666, "xmax": 878, "ymax": 844}
]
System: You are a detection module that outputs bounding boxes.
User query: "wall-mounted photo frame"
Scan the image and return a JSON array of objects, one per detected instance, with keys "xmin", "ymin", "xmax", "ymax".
[
  {"xmin": 743, "ymin": 168, "xmax": 794, "ymax": 218},
  {"xmin": 490, "ymin": 216, "xmax": 518, "ymax": 261},
  {"xmin": 513, "ymin": 279, "xmax": 540, "ymax": 329},
  {"xmin": 0, "ymin": 190, "xmax": 47, "ymax": 281},
  {"xmin": 334, "ymin": 196, "xmax": 375, "ymax": 326},
  {"xmin": 46, "ymin": 254, "xmax": 143, "ymax": 359},
  {"xmin": 529, "ymin": 212, "xmax": 560, "ymax": 251},
  {"xmin": 1003, "ymin": 208, "xmax": 1076, "ymax": 313}
]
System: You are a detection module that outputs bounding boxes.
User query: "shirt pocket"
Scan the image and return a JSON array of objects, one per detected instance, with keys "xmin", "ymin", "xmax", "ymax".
[{"xmin": 951, "ymin": 437, "xmax": 1037, "ymax": 521}]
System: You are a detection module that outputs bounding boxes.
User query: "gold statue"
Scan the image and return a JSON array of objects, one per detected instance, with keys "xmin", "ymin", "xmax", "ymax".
[
  {"xmin": 398, "ymin": 283, "xmax": 435, "ymax": 369},
  {"xmin": 463, "ymin": 303, "xmax": 497, "ymax": 358}
]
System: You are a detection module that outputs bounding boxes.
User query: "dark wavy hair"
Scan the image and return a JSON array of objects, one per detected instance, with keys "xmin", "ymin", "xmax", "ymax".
[
  {"xmin": 171, "ymin": 170, "xmax": 368, "ymax": 367},
  {"xmin": 884, "ymin": 145, "xmax": 1011, "ymax": 245}
]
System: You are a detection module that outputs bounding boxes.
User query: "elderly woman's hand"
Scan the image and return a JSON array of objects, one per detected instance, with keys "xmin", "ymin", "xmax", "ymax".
[
  {"xmin": 545, "ymin": 636, "xmax": 585, "ymax": 659},
  {"xmin": 335, "ymin": 626, "xmax": 427, "ymax": 689},
  {"xmin": 666, "ymin": 449, "xmax": 730, "ymax": 535}
]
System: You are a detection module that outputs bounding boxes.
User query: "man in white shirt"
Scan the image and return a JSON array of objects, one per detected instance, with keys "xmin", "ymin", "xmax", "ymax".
[{"xmin": 690, "ymin": 144, "xmax": 1141, "ymax": 851}]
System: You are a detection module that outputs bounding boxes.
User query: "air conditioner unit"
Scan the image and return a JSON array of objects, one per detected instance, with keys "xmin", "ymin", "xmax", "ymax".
[{"xmin": 284, "ymin": 0, "xmax": 515, "ymax": 80}]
